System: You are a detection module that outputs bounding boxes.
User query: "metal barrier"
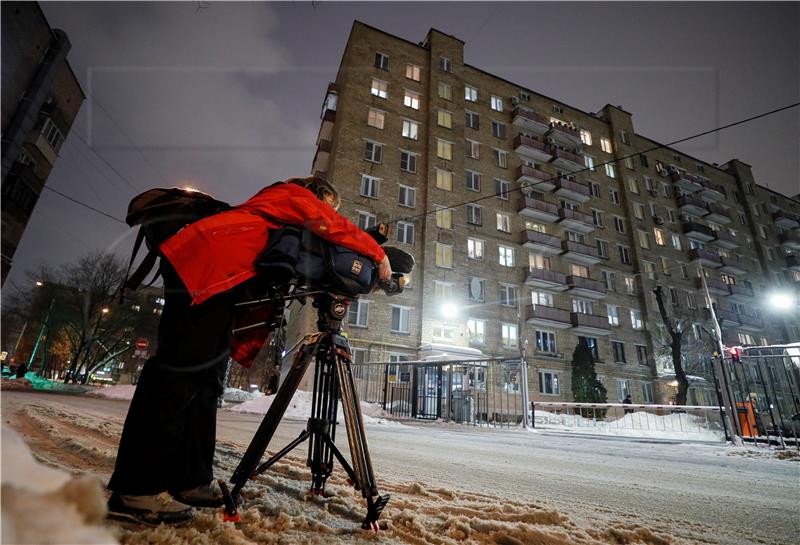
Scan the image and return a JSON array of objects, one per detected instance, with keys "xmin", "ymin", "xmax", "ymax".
[
  {"xmin": 351, "ymin": 357, "xmax": 527, "ymax": 427},
  {"xmin": 532, "ymin": 402, "xmax": 727, "ymax": 442}
]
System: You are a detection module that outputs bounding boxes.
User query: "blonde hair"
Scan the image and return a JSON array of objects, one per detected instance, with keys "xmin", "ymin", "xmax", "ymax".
[{"xmin": 287, "ymin": 176, "xmax": 341, "ymax": 210}]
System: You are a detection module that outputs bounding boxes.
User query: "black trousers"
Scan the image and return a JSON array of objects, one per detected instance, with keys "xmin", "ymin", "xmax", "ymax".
[{"xmin": 108, "ymin": 263, "xmax": 237, "ymax": 495}]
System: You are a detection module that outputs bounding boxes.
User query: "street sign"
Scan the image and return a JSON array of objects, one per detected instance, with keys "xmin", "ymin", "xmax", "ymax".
[{"xmin": 135, "ymin": 338, "xmax": 149, "ymax": 351}]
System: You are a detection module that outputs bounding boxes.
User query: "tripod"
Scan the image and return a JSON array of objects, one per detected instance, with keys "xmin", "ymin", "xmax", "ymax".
[{"xmin": 221, "ymin": 291, "xmax": 390, "ymax": 531}]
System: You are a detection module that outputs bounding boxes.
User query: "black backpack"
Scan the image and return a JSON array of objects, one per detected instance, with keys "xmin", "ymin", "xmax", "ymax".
[{"xmin": 120, "ymin": 187, "xmax": 230, "ymax": 299}]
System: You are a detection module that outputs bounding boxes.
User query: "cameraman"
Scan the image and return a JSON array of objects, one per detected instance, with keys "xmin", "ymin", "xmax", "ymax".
[{"xmin": 107, "ymin": 176, "xmax": 391, "ymax": 524}]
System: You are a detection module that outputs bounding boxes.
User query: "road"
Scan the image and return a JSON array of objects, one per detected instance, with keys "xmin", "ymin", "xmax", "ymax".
[{"xmin": 3, "ymin": 390, "xmax": 798, "ymax": 545}]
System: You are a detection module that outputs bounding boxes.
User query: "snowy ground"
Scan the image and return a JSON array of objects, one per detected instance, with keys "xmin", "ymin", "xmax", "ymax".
[{"xmin": 1, "ymin": 390, "xmax": 798, "ymax": 545}]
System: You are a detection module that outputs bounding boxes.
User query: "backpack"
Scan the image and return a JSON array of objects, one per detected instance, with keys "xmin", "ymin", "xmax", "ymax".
[{"xmin": 120, "ymin": 187, "xmax": 230, "ymax": 299}]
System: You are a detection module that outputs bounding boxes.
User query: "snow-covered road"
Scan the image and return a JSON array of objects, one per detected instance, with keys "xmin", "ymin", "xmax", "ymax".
[{"xmin": 2, "ymin": 391, "xmax": 797, "ymax": 545}]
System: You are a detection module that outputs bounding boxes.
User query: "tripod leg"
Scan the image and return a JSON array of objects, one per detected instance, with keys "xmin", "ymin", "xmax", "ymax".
[{"xmin": 229, "ymin": 334, "xmax": 322, "ymax": 496}]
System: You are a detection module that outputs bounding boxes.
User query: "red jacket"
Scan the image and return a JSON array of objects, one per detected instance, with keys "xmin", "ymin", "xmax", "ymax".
[{"xmin": 160, "ymin": 182, "xmax": 386, "ymax": 366}]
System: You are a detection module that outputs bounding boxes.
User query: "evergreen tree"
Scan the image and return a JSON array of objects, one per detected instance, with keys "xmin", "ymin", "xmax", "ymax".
[{"xmin": 570, "ymin": 338, "xmax": 607, "ymax": 411}]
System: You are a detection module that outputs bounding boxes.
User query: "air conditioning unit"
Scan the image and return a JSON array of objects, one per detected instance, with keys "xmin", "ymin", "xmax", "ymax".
[{"xmin": 653, "ymin": 215, "xmax": 665, "ymax": 225}]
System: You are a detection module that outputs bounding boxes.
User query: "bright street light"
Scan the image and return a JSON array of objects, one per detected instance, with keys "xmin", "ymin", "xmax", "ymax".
[
  {"xmin": 35, "ymin": 281, "xmax": 43, "ymax": 287},
  {"xmin": 766, "ymin": 291, "xmax": 796, "ymax": 312},
  {"xmin": 440, "ymin": 302, "xmax": 458, "ymax": 319},
  {"xmin": 101, "ymin": 307, "xmax": 110, "ymax": 314}
]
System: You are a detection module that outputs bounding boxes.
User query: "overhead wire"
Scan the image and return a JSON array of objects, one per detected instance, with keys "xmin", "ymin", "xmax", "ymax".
[
  {"xmin": 42, "ymin": 186, "xmax": 126, "ymax": 224},
  {"xmin": 389, "ymin": 101, "xmax": 800, "ymax": 225}
]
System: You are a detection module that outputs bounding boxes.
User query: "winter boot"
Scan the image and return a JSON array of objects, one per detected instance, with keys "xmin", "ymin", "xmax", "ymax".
[
  {"xmin": 171, "ymin": 481, "xmax": 225, "ymax": 508},
  {"xmin": 107, "ymin": 492, "xmax": 196, "ymax": 525}
]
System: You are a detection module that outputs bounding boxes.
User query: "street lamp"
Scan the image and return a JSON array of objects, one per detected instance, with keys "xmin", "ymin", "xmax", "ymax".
[
  {"xmin": 101, "ymin": 307, "xmax": 110, "ymax": 314},
  {"xmin": 440, "ymin": 302, "xmax": 458, "ymax": 320},
  {"xmin": 766, "ymin": 291, "xmax": 796, "ymax": 313}
]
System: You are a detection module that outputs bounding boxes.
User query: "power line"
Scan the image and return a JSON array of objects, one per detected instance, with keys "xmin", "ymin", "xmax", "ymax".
[
  {"xmin": 68, "ymin": 127, "xmax": 143, "ymax": 194},
  {"xmin": 390, "ymin": 101, "xmax": 800, "ymax": 225},
  {"xmin": 43, "ymin": 186, "xmax": 126, "ymax": 224}
]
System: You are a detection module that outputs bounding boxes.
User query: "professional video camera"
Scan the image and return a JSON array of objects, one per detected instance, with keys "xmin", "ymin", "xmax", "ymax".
[{"xmin": 220, "ymin": 223, "xmax": 414, "ymax": 532}]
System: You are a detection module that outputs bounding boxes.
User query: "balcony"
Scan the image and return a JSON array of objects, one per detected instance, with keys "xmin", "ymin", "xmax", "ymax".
[
  {"xmin": 522, "ymin": 229, "xmax": 563, "ymax": 255},
  {"xmin": 566, "ymin": 275, "xmax": 607, "ymax": 299},
  {"xmin": 570, "ymin": 312, "xmax": 612, "ymax": 336},
  {"xmin": 689, "ymin": 248, "xmax": 722, "ymax": 268},
  {"xmin": 773, "ymin": 210, "xmax": 800, "ymax": 230},
  {"xmin": 697, "ymin": 179, "xmax": 726, "ymax": 202},
  {"xmin": 726, "ymin": 284, "xmax": 754, "ymax": 302},
  {"xmin": 546, "ymin": 121, "xmax": 582, "ymax": 147},
  {"xmin": 311, "ymin": 138, "xmax": 332, "ymax": 175},
  {"xmin": 697, "ymin": 276, "xmax": 729, "ymax": 296},
  {"xmin": 682, "ymin": 221, "xmax": 716, "ymax": 242},
  {"xmin": 318, "ymin": 108, "xmax": 336, "ymax": 142},
  {"xmin": 550, "ymin": 146, "xmax": 584, "ymax": 172},
  {"xmin": 516, "ymin": 165, "xmax": 555, "ymax": 192},
  {"xmin": 525, "ymin": 268, "xmax": 568, "ymax": 291},
  {"xmin": 719, "ymin": 256, "xmax": 747, "ymax": 275},
  {"xmin": 737, "ymin": 313, "xmax": 763, "ymax": 332},
  {"xmin": 706, "ymin": 307, "xmax": 740, "ymax": 328},
  {"xmin": 677, "ymin": 195, "xmax": 709, "ymax": 217},
  {"xmin": 526, "ymin": 304, "xmax": 571, "ymax": 329},
  {"xmin": 519, "ymin": 197, "xmax": 559, "ymax": 223},
  {"xmin": 558, "ymin": 208, "xmax": 596, "ymax": 233},
  {"xmin": 561, "ymin": 239, "xmax": 601, "ymax": 265},
  {"xmin": 670, "ymin": 169, "xmax": 704, "ymax": 193},
  {"xmin": 512, "ymin": 108, "xmax": 550, "ymax": 136},
  {"xmin": 710, "ymin": 230, "xmax": 738, "ymax": 249},
  {"xmin": 514, "ymin": 134, "xmax": 553, "ymax": 163},
  {"xmin": 787, "ymin": 255, "xmax": 800, "ymax": 271},
  {"xmin": 778, "ymin": 231, "xmax": 800, "ymax": 251},
  {"xmin": 705, "ymin": 203, "xmax": 731, "ymax": 224},
  {"xmin": 553, "ymin": 176, "xmax": 591, "ymax": 203}
]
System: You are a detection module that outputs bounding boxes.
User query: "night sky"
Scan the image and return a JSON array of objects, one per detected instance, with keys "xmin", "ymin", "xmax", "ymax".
[{"xmin": 6, "ymin": 1, "xmax": 799, "ymax": 290}]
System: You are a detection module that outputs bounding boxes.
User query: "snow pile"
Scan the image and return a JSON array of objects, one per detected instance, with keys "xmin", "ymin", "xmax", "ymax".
[
  {"xmin": 228, "ymin": 389, "xmax": 404, "ymax": 426},
  {"xmin": 0, "ymin": 377, "xmax": 33, "ymax": 391},
  {"xmin": 0, "ymin": 426, "xmax": 117, "ymax": 544},
  {"xmin": 534, "ymin": 409, "xmax": 726, "ymax": 441},
  {"xmin": 85, "ymin": 384, "xmax": 137, "ymax": 400},
  {"xmin": 223, "ymin": 386, "xmax": 262, "ymax": 403}
]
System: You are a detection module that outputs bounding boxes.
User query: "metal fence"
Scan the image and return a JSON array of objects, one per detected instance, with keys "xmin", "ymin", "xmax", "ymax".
[
  {"xmin": 351, "ymin": 357, "xmax": 528, "ymax": 427},
  {"xmin": 533, "ymin": 402, "xmax": 727, "ymax": 441}
]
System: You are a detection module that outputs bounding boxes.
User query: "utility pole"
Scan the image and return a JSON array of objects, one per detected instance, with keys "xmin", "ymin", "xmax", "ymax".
[
  {"xmin": 28, "ymin": 299, "xmax": 55, "ymax": 374},
  {"xmin": 518, "ymin": 308, "xmax": 531, "ymax": 428},
  {"xmin": 699, "ymin": 268, "xmax": 742, "ymax": 444}
]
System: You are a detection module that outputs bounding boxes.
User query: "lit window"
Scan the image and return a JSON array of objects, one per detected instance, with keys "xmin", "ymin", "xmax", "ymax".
[
  {"xmin": 360, "ymin": 175, "xmax": 380, "ymax": 198},
  {"xmin": 607, "ymin": 305, "xmax": 620, "ymax": 326},
  {"xmin": 437, "ymin": 110, "xmax": 452, "ymax": 128},
  {"xmin": 585, "ymin": 155, "xmax": 595, "ymax": 171},
  {"xmin": 437, "ymin": 139, "xmax": 453, "ymax": 160},
  {"xmin": 498, "ymin": 245, "xmax": 515, "ymax": 267},
  {"xmin": 405, "ymin": 64, "xmax": 421, "ymax": 81},
  {"xmin": 627, "ymin": 177, "xmax": 639, "ymax": 194},
  {"xmin": 435, "ymin": 242, "xmax": 453, "ymax": 268},
  {"xmin": 496, "ymin": 212, "xmax": 511, "ymax": 233},
  {"xmin": 624, "ymin": 276, "xmax": 636, "ymax": 294},
  {"xmin": 501, "ymin": 323, "xmax": 518, "ymax": 348},
  {"xmin": 600, "ymin": 138, "xmax": 612, "ymax": 153},
  {"xmin": 467, "ymin": 238, "xmax": 484, "ymax": 259},
  {"xmin": 404, "ymin": 90, "xmax": 421, "ymax": 110},
  {"xmin": 605, "ymin": 163, "xmax": 616, "ymax": 178},
  {"xmin": 370, "ymin": 78, "xmax": 388, "ymax": 99},
  {"xmin": 467, "ymin": 319, "xmax": 486, "ymax": 344},
  {"xmin": 400, "ymin": 150, "xmax": 417, "ymax": 173},
  {"xmin": 671, "ymin": 234, "xmax": 682, "ymax": 250},
  {"xmin": 398, "ymin": 185, "xmax": 416, "ymax": 207},
  {"xmin": 438, "ymin": 81, "xmax": 452, "ymax": 100},
  {"xmin": 630, "ymin": 309, "xmax": 643, "ymax": 330},
  {"xmin": 654, "ymin": 228, "xmax": 666, "ymax": 246},
  {"xmin": 580, "ymin": 129, "xmax": 593, "ymax": 146},
  {"xmin": 367, "ymin": 108, "xmax": 385, "ymax": 129},
  {"xmin": 401, "ymin": 119, "xmax": 419, "ymax": 140},
  {"xmin": 465, "ymin": 85, "xmax": 478, "ymax": 102},
  {"xmin": 436, "ymin": 169, "xmax": 453, "ymax": 190},
  {"xmin": 490, "ymin": 95, "xmax": 504, "ymax": 112},
  {"xmin": 435, "ymin": 206, "xmax": 452, "ymax": 229}
]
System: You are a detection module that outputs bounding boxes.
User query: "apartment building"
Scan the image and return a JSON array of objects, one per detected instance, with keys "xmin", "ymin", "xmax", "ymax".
[
  {"xmin": 1, "ymin": 2, "xmax": 85, "ymax": 284},
  {"xmin": 294, "ymin": 21, "xmax": 800, "ymax": 405}
]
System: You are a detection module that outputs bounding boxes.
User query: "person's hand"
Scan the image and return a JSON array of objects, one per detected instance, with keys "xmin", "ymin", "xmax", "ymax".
[{"xmin": 377, "ymin": 255, "xmax": 392, "ymax": 283}]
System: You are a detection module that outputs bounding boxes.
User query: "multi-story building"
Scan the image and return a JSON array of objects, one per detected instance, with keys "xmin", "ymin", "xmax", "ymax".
[
  {"xmin": 291, "ymin": 21, "xmax": 800, "ymax": 405},
  {"xmin": 1, "ymin": 2, "xmax": 85, "ymax": 284}
]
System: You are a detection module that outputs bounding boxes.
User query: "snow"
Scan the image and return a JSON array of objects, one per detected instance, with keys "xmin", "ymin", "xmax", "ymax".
[
  {"xmin": 533, "ymin": 410, "xmax": 726, "ymax": 442},
  {"xmin": 223, "ymin": 387, "xmax": 263, "ymax": 403},
  {"xmin": 3, "ymin": 391, "xmax": 798, "ymax": 545},
  {"xmin": 228, "ymin": 389, "xmax": 404, "ymax": 426},
  {"xmin": 1, "ymin": 426, "xmax": 117, "ymax": 544},
  {"xmin": 86, "ymin": 384, "xmax": 137, "ymax": 400}
]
